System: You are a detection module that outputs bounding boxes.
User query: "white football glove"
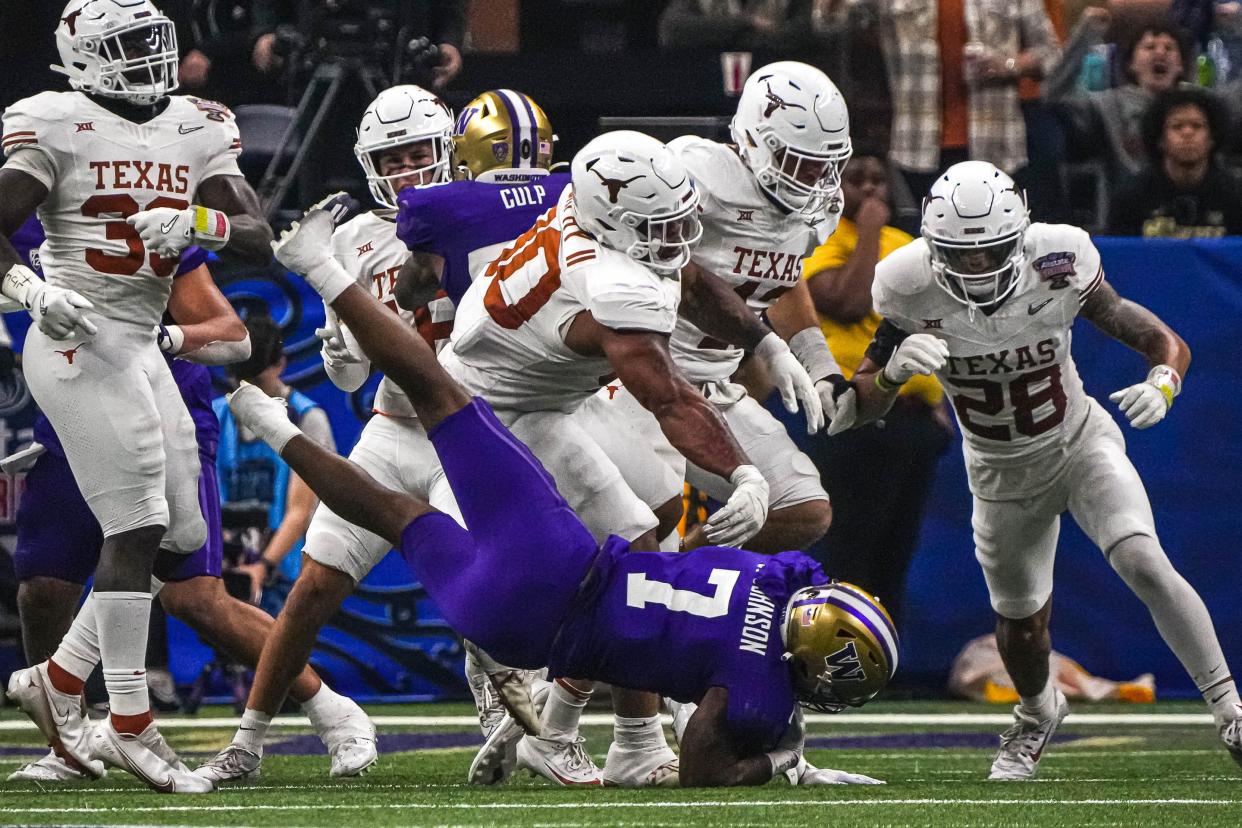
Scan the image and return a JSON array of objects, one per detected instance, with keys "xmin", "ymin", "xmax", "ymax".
[
  {"xmin": 702, "ymin": 464, "xmax": 769, "ymax": 547},
  {"xmin": 315, "ymin": 309, "xmax": 361, "ymax": 365},
  {"xmin": 273, "ymin": 209, "xmax": 334, "ymax": 275},
  {"xmin": 818, "ymin": 375, "xmax": 859, "ymax": 436},
  {"xmin": 226, "ymin": 382, "xmax": 300, "ymax": 453},
  {"xmin": 1108, "ymin": 366, "xmax": 1180, "ymax": 430},
  {"xmin": 755, "ymin": 332, "xmax": 823, "ymax": 433},
  {"xmin": 786, "ymin": 758, "xmax": 885, "ymax": 786},
  {"xmin": 882, "ymin": 333, "xmax": 950, "ymax": 386},
  {"xmin": 30, "ymin": 283, "xmax": 98, "ymax": 340},
  {"xmin": 127, "ymin": 207, "xmax": 194, "ymax": 257}
]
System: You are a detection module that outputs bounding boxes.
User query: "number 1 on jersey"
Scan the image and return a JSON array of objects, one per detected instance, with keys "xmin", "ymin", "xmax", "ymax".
[{"xmin": 626, "ymin": 568, "xmax": 741, "ymax": 619}]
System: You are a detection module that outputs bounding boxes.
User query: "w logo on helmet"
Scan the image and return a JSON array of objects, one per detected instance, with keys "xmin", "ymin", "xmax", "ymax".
[
  {"xmin": 763, "ymin": 82, "xmax": 805, "ymax": 118},
  {"xmin": 823, "ymin": 641, "xmax": 865, "ymax": 682}
]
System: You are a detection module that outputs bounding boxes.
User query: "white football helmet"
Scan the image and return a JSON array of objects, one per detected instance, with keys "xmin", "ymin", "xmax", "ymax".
[
  {"xmin": 921, "ymin": 161, "xmax": 1030, "ymax": 309},
  {"xmin": 731, "ymin": 61, "xmax": 852, "ymax": 215},
  {"xmin": 571, "ymin": 130, "xmax": 702, "ymax": 276},
  {"xmin": 51, "ymin": 0, "xmax": 179, "ymax": 106},
  {"xmin": 354, "ymin": 85, "xmax": 454, "ymax": 208}
]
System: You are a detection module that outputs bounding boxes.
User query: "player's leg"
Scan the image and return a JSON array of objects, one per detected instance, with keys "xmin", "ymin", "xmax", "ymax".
[
  {"xmin": 1066, "ymin": 407, "xmax": 1240, "ymax": 763},
  {"xmin": 973, "ymin": 490, "xmax": 1070, "ymax": 781},
  {"xmin": 685, "ymin": 391, "xmax": 831, "ymax": 552}
]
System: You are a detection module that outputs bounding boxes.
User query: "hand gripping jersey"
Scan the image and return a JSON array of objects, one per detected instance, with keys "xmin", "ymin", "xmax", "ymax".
[
  {"xmin": 667, "ymin": 137, "xmax": 839, "ymax": 384},
  {"xmin": 872, "ymin": 223, "xmax": 1105, "ymax": 499},
  {"xmin": 1, "ymin": 92, "xmax": 243, "ymax": 327},
  {"xmin": 330, "ymin": 210, "xmax": 454, "ymax": 418},
  {"xmin": 444, "ymin": 186, "xmax": 681, "ymax": 413},
  {"xmin": 552, "ymin": 545, "xmax": 826, "ymax": 749},
  {"xmin": 395, "ymin": 173, "xmax": 571, "ymax": 304}
]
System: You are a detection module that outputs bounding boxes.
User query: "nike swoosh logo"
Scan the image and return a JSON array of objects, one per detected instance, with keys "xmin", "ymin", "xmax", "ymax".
[
  {"xmin": 1028, "ymin": 298, "xmax": 1054, "ymax": 315},
  {"xmin": 160, "ymin": 216, "xmax": 179, "ymax": 234},
  {"xmin": 116, "ymin": 732, "xmax": 176, "ymax": 793},
  {"xmin": 1212, "ymin": 692, "xmax": 1230, "ymax": 704},
  {"xmin": 178, "ymin": 124, "xmax": 204, "ymax": 135}
]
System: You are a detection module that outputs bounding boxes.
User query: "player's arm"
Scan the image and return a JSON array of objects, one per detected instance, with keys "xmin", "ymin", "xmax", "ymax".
[
  {"xmin": 127, "ymin": 174, "xmax": 273, "ymax": 265},
  {"xmin": 395, "ymin": 251, "xmax": 445, "ymax": 310},
  {"xmin": 679, "ymin": 688, "xmax": 785, "ymax": 787},
  {"xmin": 679, "ymin": 261, "xmax": 825, "ymax": 431},
  {"xmin": 766, "ymin": 280, "xmax": 855, "ymax": 428},
  {"xmin": 163, "ymin": 263, "xmax": 251, "ymax": 364},
  {"xmin": 0, "ymin": 168, "xmax": 45, "ymax": 274},
  {"xmin": 195, "ymin": 174, "xmax": 274, "ymax": 264},
  {"xmin": 850, "ymin": 319, "xmax": 949, "ymax": 429},
  {"xmin": 1080, "ymin": 277, "xmax": 1189, "ymax": 428}
]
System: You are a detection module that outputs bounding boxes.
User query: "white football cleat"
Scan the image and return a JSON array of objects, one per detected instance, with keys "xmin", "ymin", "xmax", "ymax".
[
  {"xmin": 1220, "ymin": 705, "xmax": 1242, "ymax": 771},
  {"xmin": 7, "ymin": 749, "xmax": 100, "ymax": 782},
  {"xmin": 468, "ymin": 681, "xmax": 553, "ymax": 785},
  {"xmin": 988, "ymin": 690, "xmax": 1070, "ymax": 780},
  {"xmin": 462, "ymin": 641, "xmax": 542, "ymax": 736},
  {"xmin": 5, "ymin": 662, "xmax": 104, "ymax": 778},
  {"xmin": 516, "ymin": 734, "xmax": 603, "ymax": 786},
  {"xmin": 193, "ymin": 743, "xmax": 262, "ymax": 784},
  {"xmin": 90, "ymin": 720, "xmax": 213, "ymax": 794},
  {"xmin": 602, "ymin": 742, "xmax": 680, "ymax": 788},
  {"xmin": 308, "ymin": 693, "xmax": 377, "ymax": 777},
  {"xmin": 465, "ymin": 646, "xmax": 508, "ymax": 739},
  {"xmin": 664, "ymin": 697, "xmax": 695, "ymax": 747}
]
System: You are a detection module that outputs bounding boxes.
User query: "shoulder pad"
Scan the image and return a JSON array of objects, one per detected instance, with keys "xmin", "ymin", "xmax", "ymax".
[
  {"xmin": 2, "ymin": 92, "xmax": 75, "ymax": 157},
  {"xmin": 1024, "ymin": 223, "xmax": 1101, "ymax": 294}
]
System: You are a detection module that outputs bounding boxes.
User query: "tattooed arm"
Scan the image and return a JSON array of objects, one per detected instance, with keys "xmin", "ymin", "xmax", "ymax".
[
  {"xmin": 1079, "ymin": 279, "xmax": 1190, "ymax": 376},
  {"xmin": 677, "ymin": 260, "xmax": 771, "ymax": 350}
]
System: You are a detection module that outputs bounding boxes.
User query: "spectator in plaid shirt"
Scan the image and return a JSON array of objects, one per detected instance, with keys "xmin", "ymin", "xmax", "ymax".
[{"xmin": 829, "ymin": 0, "xmax": 1060, "ymax": 199}]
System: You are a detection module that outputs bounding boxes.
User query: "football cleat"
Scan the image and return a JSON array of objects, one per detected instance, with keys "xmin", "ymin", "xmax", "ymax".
[
  {"xmin": 462, "ymin": 641, "xmax": 541, "ymax": 736},
  {"xmin": 193, "ymin": 743, "xmax": 262, "ymax": 784},
  {"xmin": 7, "ymin": 749, "xmax": 99, "ymax": 782},
  {"xmin": 468, "ymin": 681, "xmax": 553, "ymax": 785},
  {"xmin": 1220, "ymin": 706, "xmax": 1242, "ymax": 771},
  {"xmin": 601, "ymin": 742, "xmax": 680, "ymax": 788},
  {"xmin": 516, "ymin": 734, "xmax": 603, "ymax": 786},
  {"xmin": 5, "ymin": 662, "xmax": 104, "ymax": 778},
  {"xmin": 988, "ymin": 690, "xmax": 1070, "ymax": 781},
  {"xmin": 90, "ymin": 720, "xmax": 213, "ymax": 794},
  {"xmin": 465, "ymin": 645, "xmax": 508, "ymax": 738},
  {"xmin": 306, "ymin": 693, "xmax": 377, "ymax": 777}
]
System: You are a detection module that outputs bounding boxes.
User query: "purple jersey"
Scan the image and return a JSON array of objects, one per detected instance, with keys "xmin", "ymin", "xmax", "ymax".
[
  {"xmin": 551, "ymin": 546, "xmax": 826, "ymax": 749},
  {"xmin": 396, "ymin": 173, "xmax": 571, "ymax": 303}
]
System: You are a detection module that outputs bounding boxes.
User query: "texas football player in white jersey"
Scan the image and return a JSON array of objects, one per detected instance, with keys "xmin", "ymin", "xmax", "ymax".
[
  {"xmin": 585, "ymin": 61, "xmax": 855, "ymax": 554},
  {"xmin": 846, "ymin": 161, "xmax": 1242, "ymax": 779},
  {"xmin": 0, "ymin": 0, "xmax": 272, "ymax": 793},
  {"xmin": 194, "ymin": 85, "xmax": 461, "ymax": 787}
]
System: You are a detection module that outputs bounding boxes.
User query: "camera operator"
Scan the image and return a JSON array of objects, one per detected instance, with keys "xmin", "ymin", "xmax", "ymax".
[{"xmin": 164, "ymin": 1, "xmax": 295, "ymax": 105}]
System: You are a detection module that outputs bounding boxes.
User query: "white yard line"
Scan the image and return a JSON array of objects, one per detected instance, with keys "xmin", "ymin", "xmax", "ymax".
[{"xmin": 0, "ymin": 712, "xmax": 1216, "ymax": 732}]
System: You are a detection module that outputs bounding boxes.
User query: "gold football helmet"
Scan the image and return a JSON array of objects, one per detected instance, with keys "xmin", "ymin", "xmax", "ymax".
[
  {"xmin": 453, "ymin": 89, "xmax": 554, "ymax": 183},
  {"xmin": 782, "ymin": 581, "xmax": 898, "ymax": 713}
]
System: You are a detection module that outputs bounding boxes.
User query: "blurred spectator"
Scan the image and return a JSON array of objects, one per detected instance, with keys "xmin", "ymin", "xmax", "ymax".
[
  {"xmin": 830, "ymin": 1, "xmax": 1060, "ymax": 202},
  {"xmin": 1016, "ymin": 0, "xmax": 1072, "ymax": 223},
  {"xmin": 800, "ymin": 152, "xmax": 952, "ymax": 625},
  {"xmin": 214, "ymin": 315, "xmax": 335, "ymax": 617},
  {"xmin": 1045, "ymin": 11, "xmax": 1190, "ymax": 193},
  {"xmin": 1109, "ymin": 85, "xmax": 1242, "ymax": 235},
  {"xmin": 1170, "ymin": 1, "xmax": 1242, "ymax": 82},
  {"xmin": 658, "ymin": 0, "xmax": 839, "ymax": 50},
  {"xmin": 165, "ymin": 1, "xmax": 291, "ymax": 105}
]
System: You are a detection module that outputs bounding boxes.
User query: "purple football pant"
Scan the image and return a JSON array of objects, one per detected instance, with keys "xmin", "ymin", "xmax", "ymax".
[
  {"xmin": 14, "ymin": 448, "xmax": 223, "ymax": 585},
  {"xmin": 399, "ymin": 398, "xmax": 605, "ymax": 668}
]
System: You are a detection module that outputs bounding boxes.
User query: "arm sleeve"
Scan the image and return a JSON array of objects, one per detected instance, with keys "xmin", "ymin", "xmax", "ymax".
[{"xmin": 863, "ymin": 318, "xmax": 913, "ymax": 367}]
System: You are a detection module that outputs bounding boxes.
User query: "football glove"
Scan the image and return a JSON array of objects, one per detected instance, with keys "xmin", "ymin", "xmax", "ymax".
[
  {"xmin": 272, "ymin": 210, "xmax": 354, "ymax": 303},
  {"xmin": 755, "ymin": 332, "xmax": 823, "ymax": 433},
  {"xmin": 702, "ymin": 464, "xmax": 769, "ymax": 547},
  {"xmin": 30, "ymin": 283, "xmax": 97, "ymax": 341},
  {"xmin": 819, "ymin": 375, "xmax": 858, "ymax": 436},
  {"xmin": 881, "ymin": 333, "xmax": 949, "ymax": 386},
  {"xmin": 786, "ymin": 758, "xmax": 885, "ymax": 786},
  {"xmin": 226, "ymin": 382, "xmax": 300, "ymax": 453},
  {"xmin": 128, "ymin": 205, "xmax": 230, "ymax": 256},
  {"xmin": 1108, "ymin": 365, "xmax": 1181, "ymax": 430}
]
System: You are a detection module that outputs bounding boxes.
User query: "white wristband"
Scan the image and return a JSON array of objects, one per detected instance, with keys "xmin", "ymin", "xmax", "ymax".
[
  {"xmin": 1, "ymin": 264, "xmax": 42, "ymax": 310},
  {"xmin": 766, "ymin": 748, "xmax": 800, "ymax": 777},
  {"xmin": 788, "ymin": 327, "xmax": 842, "ymax": 382},
  {"xmin": 1146, "ymin": 364, "xmax": 1182, "ymax": 408},
  {"xmin": 189, "ymin": 205, "xmax": 231, "ymax": 251},
  {"xmin": 157, "ymin": 324, "xmax": 185, "ymax": 355}
]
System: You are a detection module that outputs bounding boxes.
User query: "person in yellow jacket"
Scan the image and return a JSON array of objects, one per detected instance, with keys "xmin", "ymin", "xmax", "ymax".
[{"xmin": 802, "ymin": 152, "xmax": 953, "ymax": 626}]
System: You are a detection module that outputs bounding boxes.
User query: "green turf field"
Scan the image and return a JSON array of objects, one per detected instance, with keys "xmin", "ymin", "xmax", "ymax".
[{"xmin": 2, "ymin": 701, "xmax": 1240, "ymax": 827}]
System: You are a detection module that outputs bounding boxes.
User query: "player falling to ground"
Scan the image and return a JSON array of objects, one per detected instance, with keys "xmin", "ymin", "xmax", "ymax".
[
  {"xmin": 582, "ymin": 61, "xmax": 858, "ymax": 555},
  {"xmin": 0, "ymin": 0, "xmax": 271, "ymax": 793},
  {"xmin": 845, "ymin": 160, "xmax": 1242, "ymax": 779},
  {"xmin": 223, "ymin": 204, "xmax": 897, "ymax": 787},
  {"xmin": 194, "ymin": 84, "xmax": 464, "ymax": 786}
]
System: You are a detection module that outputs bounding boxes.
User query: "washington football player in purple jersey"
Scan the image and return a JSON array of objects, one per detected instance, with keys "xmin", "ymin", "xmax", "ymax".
[{"xmin": 223, "ymin": 207, "xmax": 898, "ymax": 788}]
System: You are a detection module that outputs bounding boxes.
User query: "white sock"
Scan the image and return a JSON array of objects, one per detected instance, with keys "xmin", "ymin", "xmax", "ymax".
[
  {"xmin": 540, "ymin": 680, "xmax": 591, "ymax": 742},
  {"xmin": 301, "ymin": 682, "xmax": 345, "ymax": 727},
  {"xmin": 95, "ymin": 590, "xmax": 152, "ymax": 717},
  {"xmin": 51, "ymin": 591, "xmax": 101, "ymax": 682},
  {"xmin": 613, "ymin": 714, "xmax": 666, "ymax": 753},
  {"xmin": 235, "ymin": 708, "xmax": 273, "ymax": 754},
  {"xmin": 658, "ymin": 531, "xmax": 680, "ymax": 553},
  {"xmin": 1018, "ymin": 679, "xmax": 1057, "ymax": 720},
  {"xmin": 1200, "ymin": 677, "xmax": 1241, "ymax": 728}
]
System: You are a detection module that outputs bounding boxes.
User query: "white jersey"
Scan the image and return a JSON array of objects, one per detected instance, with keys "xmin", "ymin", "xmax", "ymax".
[
  {"xmin": 443, "ymin": 186, "xmax": 680, "ymax": 413},
  {"xmin": 666, "ymin": 137, "xmax": 838, "ymax": 383},
  {"xmin": 873, "ymin": 223, "xmax": 1105, "ymax": 499},
  {"xmin": 1, "ymin": 91, "xmax": 243, "ymax": 327},
  {"xmin": 330, "ymin": 210, "xmax": 454, "ymax": 419}
]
